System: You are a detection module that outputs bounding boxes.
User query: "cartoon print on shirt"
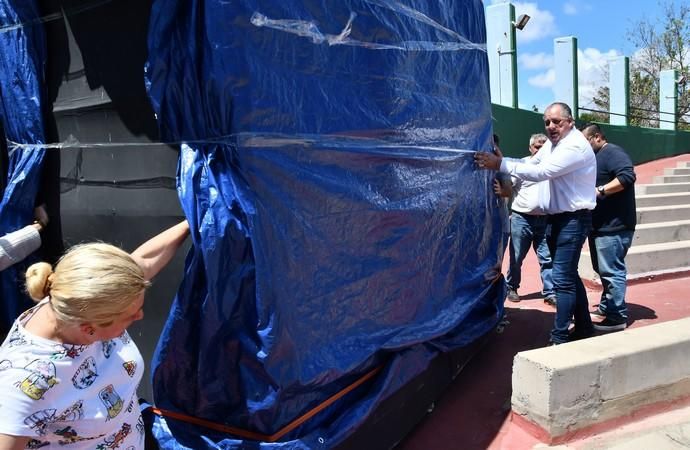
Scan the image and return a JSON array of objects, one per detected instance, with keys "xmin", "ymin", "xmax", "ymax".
[
  {"xmin": 99, "ymin": 384, "xmax": 124, "ymax": 419},
  {"xmin": 72, "ymin": 356, "xmax": 98, "ymax": 389},
  {"xmin": 24, "ymin": 409, "xmax": 57, "ymax": 436},
  {"xmin": 136, "ymin": 415, "xmax": 145, "ymax": 436},
  {"xmin": 119, "ymin": 331, "xmax": 131, "ymax": 345},
  {"xmin": 122, "ymin": 360, "xmax": 136, "ymax": 377},
  {"xmin": 102, "ymin": 339, "xmax": 117, "ymax": 358},
  {"xmin": 56, "ymin": 400, "xmax": 85, "ymax": 422},
  {"xmin": 18, "ymin": 360, "xmax": 58, "ymax": 400},
  {"xmin": 23, "ymin": 401, "xmax": 85, "ymax": 436},
  {"xmin": 0, "ymin": 359, "xmax": 12, "ymax": 371},
  {"xmin": 53, "ymin": 344, "xmax": 89, "ymax": 360},
  {"xmin": 53, "ymin": 424, "xmax": 103, "ymax": 446},
  {"xmin": 96, "ymin": 422, "xmax": 131, "ymax": 450},
  {"xmin": 26, "ymin": 439, "xmax": 49, "ymax": 449},
  {"xmin": 7, "ymin": 325, "xmax": 28, "ymax": 347}
]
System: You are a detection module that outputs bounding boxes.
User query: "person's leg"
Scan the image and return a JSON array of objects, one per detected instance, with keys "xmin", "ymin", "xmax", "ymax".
[
  {"xmin": 506, "ymin": 213, "xmax": 531, "ymax": 299},
  {"xmin": 592, "ymin": 231, "xmax": 633, "ymax": 326},
  {"xmin": 548, "ymin": 212, "xmax": 592, "ymax": 344},
  {"xmin": 531, "ymin": 215, "xmax": 554, "ymax": 298},
  {"xmin": 588, "ymin": 235, "xmax": 607, "ymax": 314}
]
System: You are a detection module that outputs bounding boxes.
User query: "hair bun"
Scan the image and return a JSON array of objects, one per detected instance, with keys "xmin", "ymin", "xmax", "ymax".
[{"xmin": 25, "ymin": 262, "xmax": 54, "ymax": 302}]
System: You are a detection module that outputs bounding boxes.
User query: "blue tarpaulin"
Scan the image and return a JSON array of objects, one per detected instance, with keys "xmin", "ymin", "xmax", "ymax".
[
  {"xmin": 0, "ymin": 0, "xmax": 47, "ymax": 333},
  {"xmin": 146, "ymin": 0, "xmax": 506, "ymax": 447}
]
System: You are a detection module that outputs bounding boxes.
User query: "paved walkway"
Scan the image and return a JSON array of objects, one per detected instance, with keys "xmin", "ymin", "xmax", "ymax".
[{"xmin": 399, "ymin": 153, "xmax": 690, "ymax": 450}]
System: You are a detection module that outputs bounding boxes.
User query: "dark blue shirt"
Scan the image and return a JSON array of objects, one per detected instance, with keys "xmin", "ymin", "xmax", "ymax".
[{"xmin": 593, "ymin": 143, "xmax": 636, "ymax": 234}]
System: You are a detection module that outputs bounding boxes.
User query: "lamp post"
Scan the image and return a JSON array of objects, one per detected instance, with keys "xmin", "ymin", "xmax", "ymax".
[{"xmin": 486, "ymin": 4, "xmax": 530, "ymax": 108}]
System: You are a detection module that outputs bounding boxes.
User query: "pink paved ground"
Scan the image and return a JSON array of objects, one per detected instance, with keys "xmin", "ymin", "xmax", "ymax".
[{"xmin": 398, "ymin": 153, "xmax": 690, "ymax": 450}]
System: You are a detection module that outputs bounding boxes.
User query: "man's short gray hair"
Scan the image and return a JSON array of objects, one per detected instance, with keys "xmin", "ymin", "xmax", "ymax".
[
  {"xmin": 529, "ymin": 133, "xmax": 547, "ymax": 146},
  {"xmin": 545, "ymin": 102, "xmax": 573, "ymax": 120}
]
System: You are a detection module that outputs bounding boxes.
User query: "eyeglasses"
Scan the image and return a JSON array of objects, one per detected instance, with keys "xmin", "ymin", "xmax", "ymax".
[{"xmin": 543, "ymin": 117, "xmax": 568, "ymax": 126}]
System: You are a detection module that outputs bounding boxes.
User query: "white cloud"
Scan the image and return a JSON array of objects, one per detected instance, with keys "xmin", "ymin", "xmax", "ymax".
[
  {"xmin": 513, "ymin": 2, "xmax": 558, "ymax": 44},
  {"xmin": 528, "ymin": 69, "xmax": 556, "ymax": 88},
  {"xmin": 522, "ymin": 47, "xmax": 620, "ymax": 108},
  {"xmin": 563, "ymin": 3, "xmax": 578, "ymax": 15},
  {"xmin": 519, "ymin": 52, "xmax": 554, "ymax": 70},
  {"xmin": 577, "ymin": 47, "xmax": 621, "ymax": 107},
  {"xmin": 488, "ymin": 1, "xmax": 558, "ymax": 44}
]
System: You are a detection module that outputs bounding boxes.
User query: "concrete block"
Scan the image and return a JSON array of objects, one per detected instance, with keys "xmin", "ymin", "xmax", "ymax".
[
  {"xmin": 665, "ymin": 167, "xmax": 690, "ymax": 176},
  {"xmin": 511, "ymin": 318, "xmax": 690, "ymax": 441},
  {"xmin": 653, "ymin": 175, "xmax": 690, "ymax": 184},
  {"xmin": 632, "ymin": 220, "xmax": 690, "ymax": 245},
  {"xmin": 635, "ymin": 193, "xmax": 690, "ymax": 208},
  {"xmin": 636, "ymin": 182, "xmax": 690, "ymax": 195},
  {"xmin": 637, "ymin": 204, "xmax": 690, "ymax": 224}
]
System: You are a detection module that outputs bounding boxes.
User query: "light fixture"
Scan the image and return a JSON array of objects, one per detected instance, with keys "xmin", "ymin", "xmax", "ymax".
[
  {"xmin": 677, "ymin": 75, "xmax": 687, "ymax": 85},
  {"xmin": 513, "ymin": 14, "xmax": 531, "ymax": 31}
]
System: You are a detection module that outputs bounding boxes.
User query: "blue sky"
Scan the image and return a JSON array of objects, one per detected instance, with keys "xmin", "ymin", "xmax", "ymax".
[{"xmin": 487, "ymin": 0, "xmax": 655, "ymax": 112}]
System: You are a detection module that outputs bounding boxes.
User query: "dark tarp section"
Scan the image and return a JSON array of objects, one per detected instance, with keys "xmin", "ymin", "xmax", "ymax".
[
  {"xmin": 0, "ymin": 0, "xmax": 47, "ymax": 333},
  {"xmin": 146, "ymin": 0, "xmax": 506, "ymax": 447}
]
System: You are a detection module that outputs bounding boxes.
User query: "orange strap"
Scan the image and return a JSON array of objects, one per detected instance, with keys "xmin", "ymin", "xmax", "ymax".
[{"xmin": 150, "ymin": 365, "xmax": 382, "ymax": 442}]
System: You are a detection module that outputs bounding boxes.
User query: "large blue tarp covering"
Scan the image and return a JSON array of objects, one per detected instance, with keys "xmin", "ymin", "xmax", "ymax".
[
  {"xmin": 146, "ymin": 0, "xmax": 506, "ymax": 447},
  {"xmin": 0, "ymin": 0, "xmax": 47, "ymax": 332}
]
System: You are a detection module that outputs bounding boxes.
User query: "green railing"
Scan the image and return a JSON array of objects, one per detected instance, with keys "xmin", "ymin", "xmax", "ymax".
[{"xmin": 492, "ymin": 104, "xmax": 690, "ymax": 164}]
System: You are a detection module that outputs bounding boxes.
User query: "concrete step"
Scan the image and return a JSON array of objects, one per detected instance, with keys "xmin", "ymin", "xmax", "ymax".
[
  {"xmin": 636, "ymin": 182, "xmax": 690, "ymax": 195},
  {"xmin": 633, "ymin": 220, "xmax": 690, "ymax": 246},
  {"xmin": 635, "ymin": 192, "xmax": 690, "ymax": 207},
  {"xmin": 665, "ymin": 167, "xmax": 690, "ymax": 175},
  {"xmin": 580, "ymin": 239, "xmax": 690, "ymax": 280},
  {"xmin": 653, "ymin": 174, "xmax": 690, "ymax": 184},
  {"xmin": 677, "ymin": 161, "xmax": 690, "ymax": 168},
  {"xmin": 637, "ymin": 204, "xmax": 690, "ymax": 224}
]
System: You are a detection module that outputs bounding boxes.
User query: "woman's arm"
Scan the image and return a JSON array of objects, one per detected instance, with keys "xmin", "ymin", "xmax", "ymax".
[
  {"xmin": 130, "ymin": 220, "xmax": 190, "ymax": 280},
  {"xmin": 0, "ymin": 433, "xmax": 31, "ymax": 450}
]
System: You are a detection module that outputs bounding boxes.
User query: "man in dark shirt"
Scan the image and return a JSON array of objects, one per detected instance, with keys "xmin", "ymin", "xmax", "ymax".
[{"xmin": 580, "ymin": 123, "xmax": 636, "ymax": 331}]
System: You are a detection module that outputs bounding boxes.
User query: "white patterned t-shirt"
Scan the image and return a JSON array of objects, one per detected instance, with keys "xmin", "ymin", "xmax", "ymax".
[{"xmin": 0, "ymin": 301, "xmax": 145, "ymax": 449}]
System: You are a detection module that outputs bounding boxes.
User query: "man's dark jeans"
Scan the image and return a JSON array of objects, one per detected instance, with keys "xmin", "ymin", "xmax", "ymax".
[{"xmin": 546, "ymin": 210, "xmax": 592, "ymax": 344}]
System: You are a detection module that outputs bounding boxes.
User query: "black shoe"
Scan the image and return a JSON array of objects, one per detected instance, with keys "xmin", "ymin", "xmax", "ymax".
[
  {"xmin": 590, "ymin": 307, "xmax": 606, "ymax": 318},
  {"xmin": 569, "ymin": 327, "xmax": 594, "ymax": 341},
  {"xmin": 593, "ymin": 318, "xmax": 627, "ymax": 332},
  {"xmin": 507, "ymin": 288, "xmax": 520, "ymax": 302},
  {"xmin": 544, "ymin": 295, "xmax": 556, "ymax": 307},
  {"xmin": 547, "ymin": 340, "xmax": 563, "ymax": 346}
]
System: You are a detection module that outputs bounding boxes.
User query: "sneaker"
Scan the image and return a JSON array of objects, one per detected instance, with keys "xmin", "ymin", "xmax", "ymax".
[
  {"xmin": 593, "ymin": 318, "xmax": 627, "ymax": 332},
  {"xmin": 569, "ymin": 327, "xmax": 594, "ymax": 341},
  {"xmin": 506, "ymin": 288, "xmax": 520, "ymax": 302},
  {"xmin": 543, "ymin": 295, "xmax": 556, "ymax": 307},
  {"xmin": 590, "ymin": 307, "xmax": 606, "ymax": 318}
]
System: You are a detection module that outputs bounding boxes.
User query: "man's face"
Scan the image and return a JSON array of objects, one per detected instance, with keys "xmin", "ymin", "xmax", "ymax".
[
  {"xmin": 583, "ymin": 128, "xmax": 603, "ymax": 151},
  {"xmin": 529, "ymin": 140, "xmax": 545, "ymax": 156},
  {"xmin": 543, "ymin": 106, "xmax": 573, "ymax": 145}
]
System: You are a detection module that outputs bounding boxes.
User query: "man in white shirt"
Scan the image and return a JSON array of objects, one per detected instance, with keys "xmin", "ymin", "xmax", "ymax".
[
  {"xmin": 499, "ymin": 134, "xmax": 554, "ymax": 305},
  {"xmin": 475, "ymin": 102, "xmax": 597, "ymax": 345}
]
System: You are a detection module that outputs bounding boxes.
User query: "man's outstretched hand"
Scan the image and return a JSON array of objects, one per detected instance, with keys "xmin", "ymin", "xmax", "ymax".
[{"xmin": 474, "ymin": 146, "xmax": 503, "ymax": 170}]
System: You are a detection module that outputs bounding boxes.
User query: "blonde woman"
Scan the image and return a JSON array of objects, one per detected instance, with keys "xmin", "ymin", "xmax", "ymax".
[{"xmin": 0, "ymin": 220, "xmax": 189, "ymax": 449}]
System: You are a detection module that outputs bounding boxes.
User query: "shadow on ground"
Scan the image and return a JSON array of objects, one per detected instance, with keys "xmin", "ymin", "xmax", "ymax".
[{"xmin": 398, "ymin": 306, "xmax": 555, "ymax": 450}]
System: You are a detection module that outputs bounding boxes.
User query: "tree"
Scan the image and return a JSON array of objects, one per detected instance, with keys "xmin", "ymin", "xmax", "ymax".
[{"xmin": 590, "ymin": 1, "xmax": 690, "ymax": 129}]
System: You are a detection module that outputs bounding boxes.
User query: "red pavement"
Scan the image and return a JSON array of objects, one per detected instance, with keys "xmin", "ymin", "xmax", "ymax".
[{"xmin": 398, "ymin": 153, "xmax": 690, "ymax": 450}]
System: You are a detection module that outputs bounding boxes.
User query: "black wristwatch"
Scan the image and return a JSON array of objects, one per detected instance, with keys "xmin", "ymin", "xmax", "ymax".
[{"xmin": 597, "ymin": 185, "xmax": 606, "ymax": 195}]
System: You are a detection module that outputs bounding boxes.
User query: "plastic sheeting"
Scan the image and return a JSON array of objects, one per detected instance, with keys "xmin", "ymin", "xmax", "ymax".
[
  {"xmin": 0, "ymin": 0, "xmax": 47, "ymax": 333},
  {"xmin": 146, "ymin": 0, "xmax": 506, "ymax": 447}
]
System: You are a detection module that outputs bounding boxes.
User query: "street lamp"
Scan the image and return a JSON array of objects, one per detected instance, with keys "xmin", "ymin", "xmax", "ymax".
[{"xmin": 513, "ymin": 14, "xmax": 531, "ymax": 30}]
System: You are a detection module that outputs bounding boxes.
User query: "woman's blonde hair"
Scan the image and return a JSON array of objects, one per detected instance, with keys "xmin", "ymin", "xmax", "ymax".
[{"xmin": 25, "ymin": 243, "xmax": 150, "ymax": 326}]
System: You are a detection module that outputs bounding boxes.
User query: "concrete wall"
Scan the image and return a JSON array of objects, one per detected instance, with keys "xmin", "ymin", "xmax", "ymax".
[{"xmin": 512, "ymin": 317, "xmax": 690, "ymax": 442}]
